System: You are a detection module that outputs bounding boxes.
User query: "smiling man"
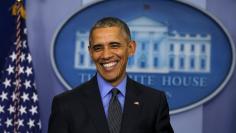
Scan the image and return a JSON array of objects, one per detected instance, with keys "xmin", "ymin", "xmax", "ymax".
[
  {"xmin": 88, "ymin": 22, "xmax": 135, "ymax": 86},
  {"xmin": 48, "ymin": 17, "xmax": 174, "ymax": 133}
]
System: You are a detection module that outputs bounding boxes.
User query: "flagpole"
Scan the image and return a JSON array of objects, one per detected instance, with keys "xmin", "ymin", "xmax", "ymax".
[{"xmin": 13, "ymin": 0, "xmax": 23, "ymax": 132}]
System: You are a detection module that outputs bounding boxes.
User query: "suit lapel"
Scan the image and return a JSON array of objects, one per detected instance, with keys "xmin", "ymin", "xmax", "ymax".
[
  {"xmin": 120, "ymin": 77, "xmax": 142, "ymax": 133},
  {"xmin": 81, "ymin": 76, "xmax": 110, "ymax": 133}
]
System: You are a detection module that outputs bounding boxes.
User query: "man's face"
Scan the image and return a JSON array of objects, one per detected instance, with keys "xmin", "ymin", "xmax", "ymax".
[{"xmin": 89, "ymin": 26, "xmax": 136, "ymax": 86}]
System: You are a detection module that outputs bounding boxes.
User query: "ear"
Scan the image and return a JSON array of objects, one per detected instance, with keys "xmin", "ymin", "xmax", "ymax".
[
  {"xmin": 128, "ymin": 40, "xmax": 136, "ymax": 56},
  {"xmin": 88, "ymin": 44, "xmax": 93, "ymax": 57}
]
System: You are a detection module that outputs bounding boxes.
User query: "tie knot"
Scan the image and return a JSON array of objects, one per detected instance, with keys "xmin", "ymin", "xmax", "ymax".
[{"xmin": 111, "ymin": 88, "xmax": 120, "ymax": 96}]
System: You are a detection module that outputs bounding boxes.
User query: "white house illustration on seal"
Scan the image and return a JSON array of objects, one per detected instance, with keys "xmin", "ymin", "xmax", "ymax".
[{"xmin": 74, "ymin": 16, "xmax": 211, "ymax": 73}]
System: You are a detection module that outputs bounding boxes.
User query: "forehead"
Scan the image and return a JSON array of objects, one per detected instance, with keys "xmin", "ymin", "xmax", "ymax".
[
  {"xmin": 92, "ymin": 26, "xmax": 122, "ymax": 35},
  {"xmin": 91, "ymin": 27, "xmax": 128, "ymax": 41}
]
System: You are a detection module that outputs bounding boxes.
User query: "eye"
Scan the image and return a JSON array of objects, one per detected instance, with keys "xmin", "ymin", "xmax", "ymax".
[
  {"xmin": 92, "ymin": 45, "xmax": 103, "ymax": 52},
  {"xmin": 110, "ymin": 42, "xmax": 121, "ymax": 48}
]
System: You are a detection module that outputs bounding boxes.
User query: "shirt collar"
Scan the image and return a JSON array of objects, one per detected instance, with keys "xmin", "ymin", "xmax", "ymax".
[{"xmin": 97, "ymin": 72, "xmax": 127, "ymax": 98}]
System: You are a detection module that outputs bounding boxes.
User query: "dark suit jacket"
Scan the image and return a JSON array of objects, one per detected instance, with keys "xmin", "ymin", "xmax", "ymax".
[{"xmin": 48, "ymin": 76, "xmax": 174, "ymax": 133}]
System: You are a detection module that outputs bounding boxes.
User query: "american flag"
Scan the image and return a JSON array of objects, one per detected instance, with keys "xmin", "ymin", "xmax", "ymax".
[{"xmin": 0, "ymin": 1, "xmax": 42, "ymax": 132}]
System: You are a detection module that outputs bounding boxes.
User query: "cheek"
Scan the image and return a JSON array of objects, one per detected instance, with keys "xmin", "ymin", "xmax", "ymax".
[
  {"xmin": 119, "ymin": 53, "xmax": 129, "ymax": 64},
  {"xmin": 117, "ymin": 48, "xmax": 129, "ymax": 56},
  {"xmin": 91, "ymin": 53, "xmax": 100, "ymax": 61}
]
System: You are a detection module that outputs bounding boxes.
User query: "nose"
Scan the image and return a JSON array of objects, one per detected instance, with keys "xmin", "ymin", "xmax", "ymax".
[{"xmin": 102, "ymin": 47, "xmax": 113, "ymax": 60}]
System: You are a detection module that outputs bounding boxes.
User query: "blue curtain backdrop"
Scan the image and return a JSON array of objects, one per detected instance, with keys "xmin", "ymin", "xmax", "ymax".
[{"xmin": 0, "ymin": 0, "xmax": 15, "ymax": 70}]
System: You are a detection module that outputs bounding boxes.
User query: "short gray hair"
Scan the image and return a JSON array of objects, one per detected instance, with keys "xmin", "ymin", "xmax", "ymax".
[{"xmin": 89, "ymin": 17, "xmax": 131, "ymax": 45}]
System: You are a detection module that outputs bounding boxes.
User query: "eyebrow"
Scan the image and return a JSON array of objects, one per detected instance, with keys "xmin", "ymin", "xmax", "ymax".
[
  {"xmin": 91, "ymin": 44, "xmax": 103, "ymax": 48},
  {"xmin": 91, "ymin": 41, "xmax": 122, "ymax": 47},
  {"xmin": 109, "ymin": 41, "xmax": 121, "ymax": 45}
]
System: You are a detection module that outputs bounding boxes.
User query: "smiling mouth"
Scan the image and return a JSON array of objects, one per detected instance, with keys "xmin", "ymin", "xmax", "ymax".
[{"xmin": 101, "ymin": 61, "xmax": 118, "ymax": 71}]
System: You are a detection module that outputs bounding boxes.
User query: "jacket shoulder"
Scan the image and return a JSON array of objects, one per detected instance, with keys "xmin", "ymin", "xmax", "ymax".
[
  {"xmin": 129, "ymin": 78, "xmax": 165, "ymax": 96},
  {"xmin": 52, "ymin": 78, "xmax": 94, "ymax": 104}
]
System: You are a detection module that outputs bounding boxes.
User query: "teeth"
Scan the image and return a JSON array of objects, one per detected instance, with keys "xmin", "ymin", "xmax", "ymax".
[{"xmin": 103, "ymin": 62, "xmax": 116, "ymax": 68}]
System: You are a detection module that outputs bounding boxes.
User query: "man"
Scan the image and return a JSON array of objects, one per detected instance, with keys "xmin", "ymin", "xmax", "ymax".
[{"xmin": 48, "ymin": 17, "xmax": 174, "ymax": 133}]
